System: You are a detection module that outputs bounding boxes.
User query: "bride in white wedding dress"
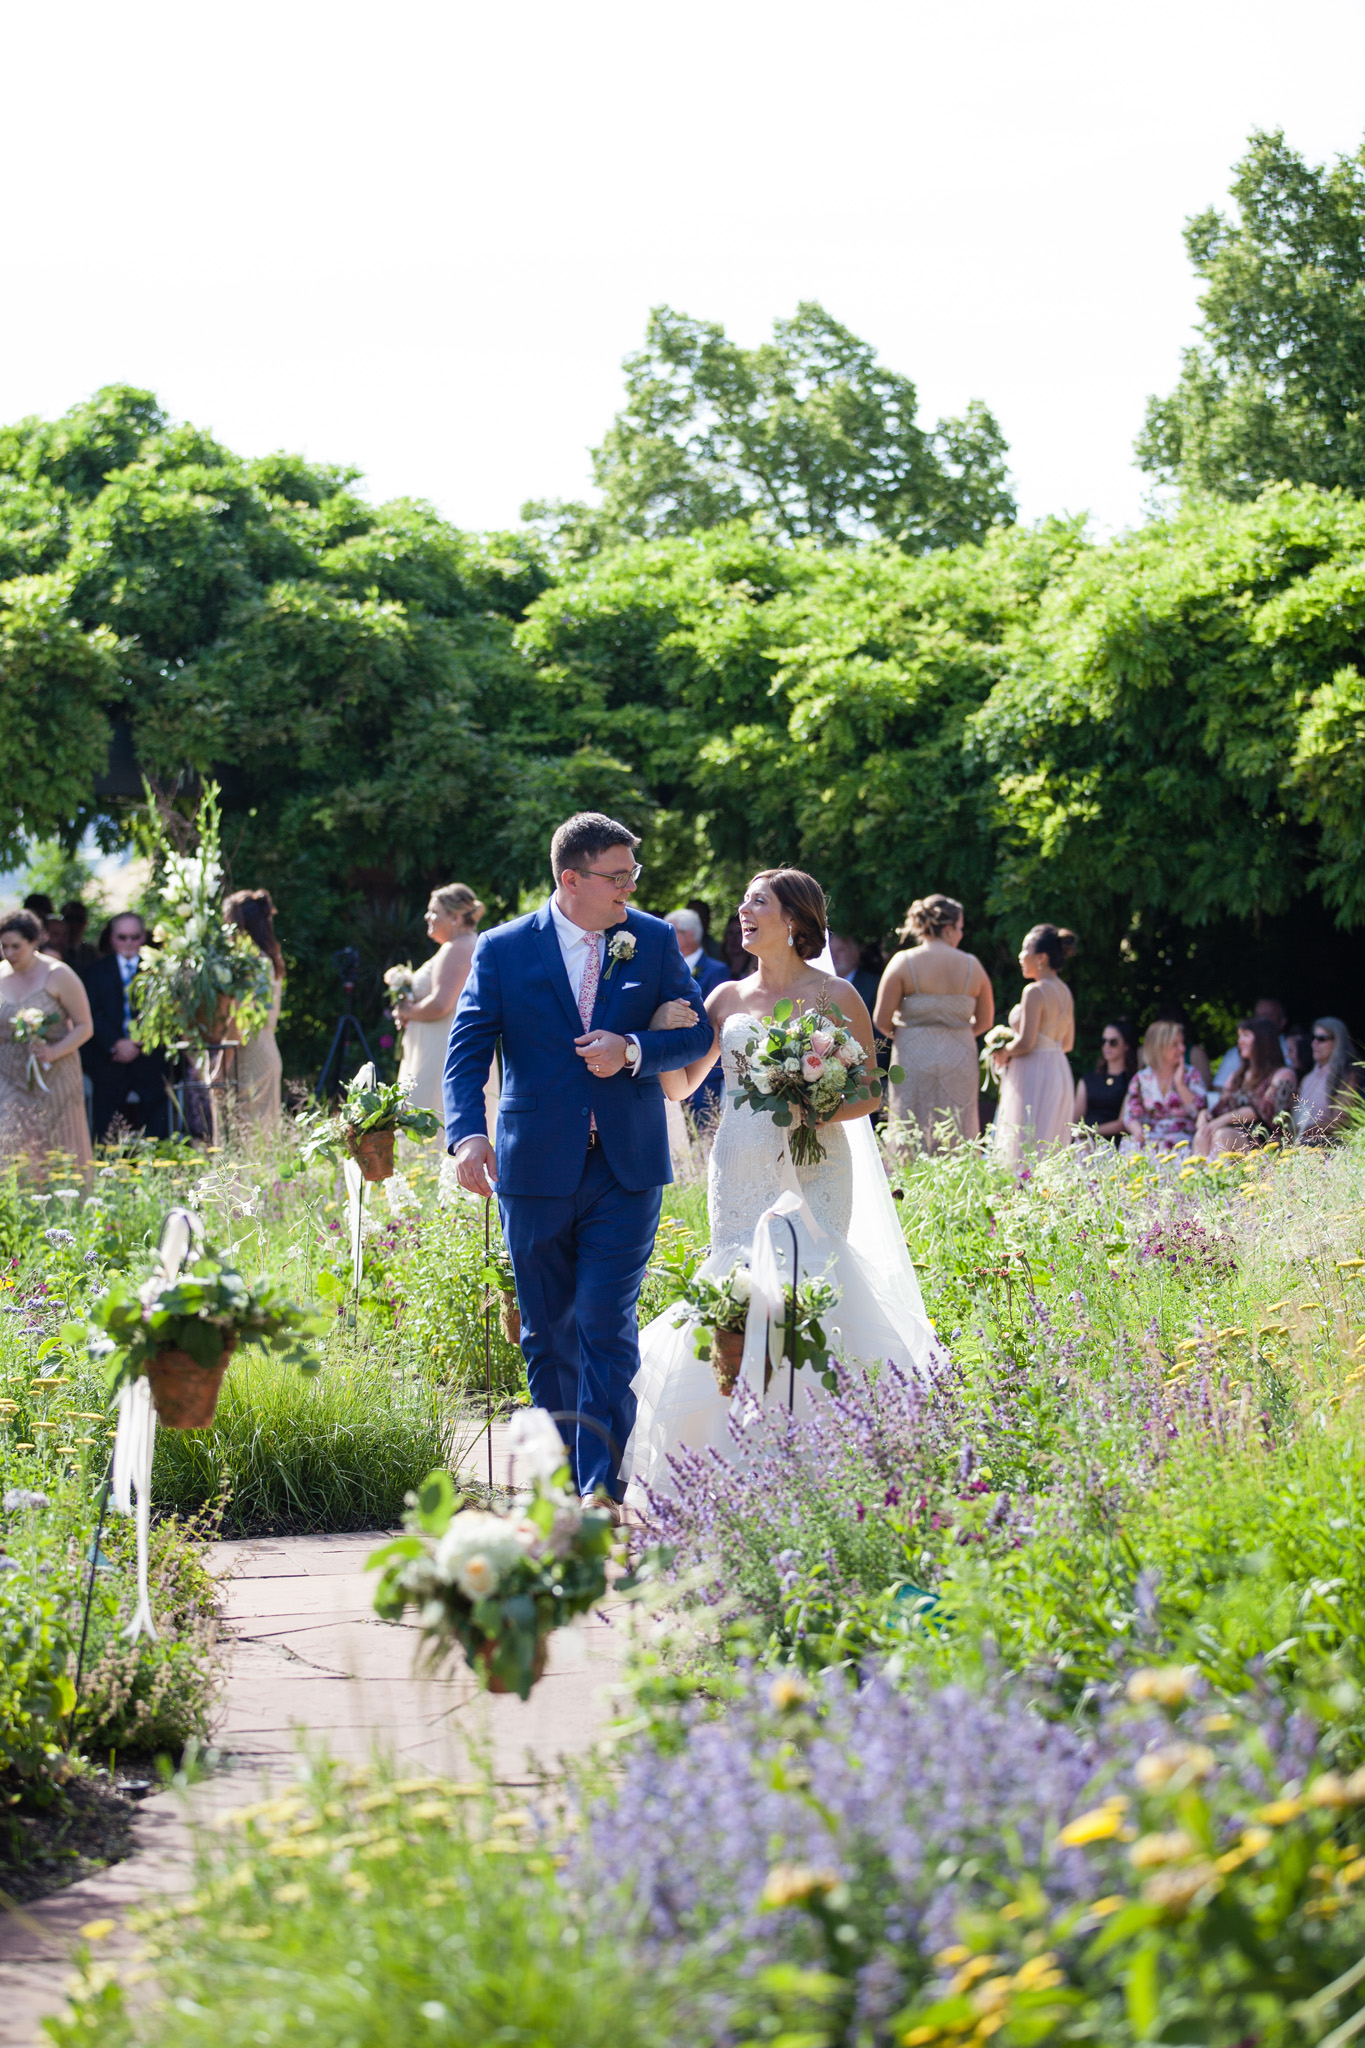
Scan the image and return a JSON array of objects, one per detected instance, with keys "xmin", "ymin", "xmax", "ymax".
[{"xmin": 623, "ymin": 868, "xmax": 938, "ymax": 1502}]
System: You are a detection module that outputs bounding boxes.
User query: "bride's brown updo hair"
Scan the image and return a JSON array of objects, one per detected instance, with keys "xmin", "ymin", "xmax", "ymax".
[
  {"xmin": 901, "ymin": 893, "xmax": 963, "ymax": 943},
  {"xmin": 431, "ymin": 883, "xmax": 484, "ymax": 932},
  {"xmin": 752, "ymin": 869, "xmax": 827, "ymax": 960}
]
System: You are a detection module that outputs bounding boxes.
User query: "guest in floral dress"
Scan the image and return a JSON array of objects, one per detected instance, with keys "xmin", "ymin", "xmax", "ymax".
[{"xmin": 1122, "ymin": 1020, "xmax": 1207, "ymax": 1154}]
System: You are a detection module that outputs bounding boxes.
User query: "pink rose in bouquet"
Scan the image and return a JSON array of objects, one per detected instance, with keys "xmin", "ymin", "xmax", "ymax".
[{"xmin": 801, "ymin": 1052, "xmax": 826, "ymax": 1081}]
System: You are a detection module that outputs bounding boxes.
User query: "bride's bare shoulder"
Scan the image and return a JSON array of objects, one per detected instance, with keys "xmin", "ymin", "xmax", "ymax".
[{"xmin": 705, "ymin": 980, "xmax": 746, "ymax": 1021}]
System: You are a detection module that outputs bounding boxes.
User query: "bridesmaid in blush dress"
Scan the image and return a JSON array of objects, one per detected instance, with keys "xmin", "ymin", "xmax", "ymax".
[{"xmin": 993, "ymin": 924, "xmax": 1076, "ymax": 1168}]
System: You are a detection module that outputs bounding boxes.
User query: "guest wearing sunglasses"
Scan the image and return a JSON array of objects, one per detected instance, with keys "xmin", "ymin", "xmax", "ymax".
[
  {"xmin": 1074, "ymin": 1018, "xmax": 1136, "ymax": 1142},
  {"xmin": 1297, "ymin": 1018, "xmax": 1359, "ymax": 1141}
]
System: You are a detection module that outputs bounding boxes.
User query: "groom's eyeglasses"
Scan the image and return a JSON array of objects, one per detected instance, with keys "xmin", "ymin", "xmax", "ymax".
[{"xmin": 579, "ymin": 864, "xmax": 643, "ymax": 885}]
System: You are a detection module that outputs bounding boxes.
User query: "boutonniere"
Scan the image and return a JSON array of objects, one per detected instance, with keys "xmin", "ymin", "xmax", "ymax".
[{"xmin": 602, "ymin": 930, "xmax": 636, "ymax": 982}]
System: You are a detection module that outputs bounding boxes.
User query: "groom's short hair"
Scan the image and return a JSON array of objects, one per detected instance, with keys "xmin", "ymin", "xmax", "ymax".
[{"xmin": 551, "ymin": 812, "xmax": 640, "ymax": 880}]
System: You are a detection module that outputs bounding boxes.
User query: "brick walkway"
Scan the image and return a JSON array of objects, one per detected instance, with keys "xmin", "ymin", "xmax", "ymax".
[{"xmin": 0, "ymin": 1425, "xmax": 627, "ymax": 2045}]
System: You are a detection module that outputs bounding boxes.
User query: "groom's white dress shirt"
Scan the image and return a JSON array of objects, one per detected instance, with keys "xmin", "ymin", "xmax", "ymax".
[{"xmin": 548, "ymin": 897, "xmax": 641, "ymax": 1072}]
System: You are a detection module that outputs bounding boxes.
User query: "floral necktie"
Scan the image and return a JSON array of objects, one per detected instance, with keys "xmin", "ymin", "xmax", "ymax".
[{"xmin": 578, "ymin": 934, "xmax": 600, "ymax": 1132}]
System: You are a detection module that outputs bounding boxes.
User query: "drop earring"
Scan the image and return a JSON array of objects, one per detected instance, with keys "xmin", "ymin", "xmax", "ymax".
[{"xmin": 787, "ymin": 927, "xmax": 794, "ymax": 948}]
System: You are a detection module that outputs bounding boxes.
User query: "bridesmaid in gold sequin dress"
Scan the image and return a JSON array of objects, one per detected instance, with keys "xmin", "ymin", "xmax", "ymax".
[
  {"xmin": 0, "ymin": 910, "xmax": 93, "ymax": 1175},
  {"xmin": 223, "ymin": 890, "xmax": 285, "ymax": 1135},
  {"xmin": 874, "ymin": 894, "xmax": 995, "ymax": 1151}
]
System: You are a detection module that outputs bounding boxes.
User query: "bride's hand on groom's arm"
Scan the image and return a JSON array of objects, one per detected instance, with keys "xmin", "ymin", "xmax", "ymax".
[{"xmin": 648, "ymin": 1000, "xmax": 698, "ymax": 1031}]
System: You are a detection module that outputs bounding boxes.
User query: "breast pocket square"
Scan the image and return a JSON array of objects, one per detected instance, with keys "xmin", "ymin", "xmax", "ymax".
[{"xmin": 621, "ymin": 980, "xmax": 642, "ymax": 990}]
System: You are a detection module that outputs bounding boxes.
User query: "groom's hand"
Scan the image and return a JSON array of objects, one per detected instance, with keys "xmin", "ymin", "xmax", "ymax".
[
  {"xmin": 454, "ymin": 1135, "xmax": 498, "ymax": 1197},
  {"xmin": 574, "ymin": 1029, "xmax": 629, "ymax": 1077}
]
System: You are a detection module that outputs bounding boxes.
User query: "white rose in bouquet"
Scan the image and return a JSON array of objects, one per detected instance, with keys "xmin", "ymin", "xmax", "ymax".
[
  {"xmin": 836, "ymin": 1041, "xmax": 861, "ymax": 1067},
  {"xmin": 729, "ymin": 1266, "xmax": 752, "ymax": 1304},
  {"xmin": 433, "ymin": 1511, "xmax": 526, "ymax": 1599}
]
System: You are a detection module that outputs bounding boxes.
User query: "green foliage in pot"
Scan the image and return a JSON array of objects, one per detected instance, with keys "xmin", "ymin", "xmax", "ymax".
[
  {"xmin": 299, "ymin": 1068, "xmax": 440, "ymax": 1167},
  {"xmin": 86, "ymin": 1240, "xmax": 323, "ymax": 1397}
]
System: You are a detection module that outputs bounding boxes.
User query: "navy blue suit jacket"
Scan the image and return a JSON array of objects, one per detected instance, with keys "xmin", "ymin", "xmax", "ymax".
[{"xmin": 444, "ymin": 901, "xmax": 714, "ymax": 1197}]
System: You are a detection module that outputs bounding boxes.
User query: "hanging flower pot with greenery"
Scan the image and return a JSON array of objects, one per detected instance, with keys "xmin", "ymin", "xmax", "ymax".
[
  {"xmin": 299, "ymin": 1070, "xmax": 440, "ymax": 1183},
  {"xmin": 88, "ymin": 1236, "xmax": 323, "ymax": 1429}
]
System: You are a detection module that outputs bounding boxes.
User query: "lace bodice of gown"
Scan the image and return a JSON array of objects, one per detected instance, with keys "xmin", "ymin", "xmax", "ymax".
[{"xmin": 707, "ymin": 1011, "xmax": 853, "ymax": 1261}]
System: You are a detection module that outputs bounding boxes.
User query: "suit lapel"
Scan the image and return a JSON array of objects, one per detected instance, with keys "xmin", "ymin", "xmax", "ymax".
[
  {"xmin": 591, "ymin": 916, "xmax": 634, "ymax": 1030},
  {"xmin": 533, "ymin": 902, "xmax": 585, "ymax": 1035}
]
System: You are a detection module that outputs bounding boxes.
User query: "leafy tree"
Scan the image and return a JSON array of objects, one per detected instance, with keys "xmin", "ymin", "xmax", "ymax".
[
  {"xmin": 1139, "ymin": 130, "xmax": 1365, "ymax": 498},
  {"xmin": 0, "ymin": 387, "xmax": 562, "ymax": 1067},
  {"xmin": 526, "ymin": 303, "xmax": 1015, "ymax": 557},
  {"xmin": 517, "ymin": 519, "xmax": 1082, "ymax": 939}
]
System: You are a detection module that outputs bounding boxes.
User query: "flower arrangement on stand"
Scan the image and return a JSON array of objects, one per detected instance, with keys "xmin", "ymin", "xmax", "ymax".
[
  {"xmin": 731, "ymin": 1000, "xmax": 898, "ymax": 1166},
  {"xmin": 87, "ymin": 1233, "xmax": 322, "ymax": 1428},
  {"xmin": 369, "ymin": 1410, "xmax": 614, "ymax": 1698},
  {"xmin": 299, "ymin": 1069, "xmax": 440, "ymax": 1184},
  {"xmin": 131, "ymin": 781, "xmax": 274, "ymax": 1055}
]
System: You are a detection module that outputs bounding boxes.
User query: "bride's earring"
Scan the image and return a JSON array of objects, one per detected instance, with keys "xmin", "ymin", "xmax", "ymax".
[{"xmin": 786, "ymin": 927, "xmax": 794, "ymax": 948}]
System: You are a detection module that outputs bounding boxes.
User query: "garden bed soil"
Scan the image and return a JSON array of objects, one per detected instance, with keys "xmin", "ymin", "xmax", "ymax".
[{"xmin": 0, "ymin": 1773, "xmax": 147, "ymax": 1906}]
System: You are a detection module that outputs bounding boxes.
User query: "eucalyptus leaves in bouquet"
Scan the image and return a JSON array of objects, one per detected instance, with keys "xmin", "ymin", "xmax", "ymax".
[
  {"xmin": 369, "ymin": 1410, "xmax": 614, "ymax": 1698},
  {"xmin": 132, "ymin": 781, "xmax": 273, "ymax": 1052}
]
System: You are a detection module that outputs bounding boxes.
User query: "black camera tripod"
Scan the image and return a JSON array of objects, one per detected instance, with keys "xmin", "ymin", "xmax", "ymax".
[{"xmin": 314, "ymin": 946, "xmax": 376, "ymax": 1101}]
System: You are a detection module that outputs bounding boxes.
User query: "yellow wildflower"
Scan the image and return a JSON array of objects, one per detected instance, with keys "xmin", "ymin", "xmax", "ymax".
[
  {"xmin": 1126, "ymin": 1665, "xmax": 1197, "ymax": 1707},
  {"xmin": 950, "ymin": 1956, "xmax": 1002, "ymax": 1992},
  {"xmin": 768, "ymin": 1674, "xmax": 812, "ymax": 1711},
  {"xmin": 79, "ymin": 1919, "xmax": 116, "ymax": 1941},
  {"xmin": 761, "ymin": 1863, "xmax": 839, "ymax": 1908},
  {"xmin": 1255, "ymin": 1798, "xmax": 1304, "ymax": 1825},
  {"xmin": 1012, "ymin": 1953, "xmax": 1063, "ymax": 1990},
  {"xmin": 1142, "ymin": 1863, "xmax": 1221, "ymax": 1911},
  {"xmin": 1057, "ymin": 1807, "xmax": 1125, "ymax": 1847},
  {"xmin": 1135, "ymin": 1742, "xmax": 1215, "ymax": 1791},
  {"xmin": 1308, "ymin": 1773, "xmax": 1354, "ymax": 1808},
  {"xmin": 1130, "ymin": 1830, "xmax": 1198, "ymax": 1869}
]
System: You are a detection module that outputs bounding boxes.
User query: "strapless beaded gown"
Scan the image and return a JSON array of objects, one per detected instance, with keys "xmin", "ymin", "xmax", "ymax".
[{"xmin": 623, "ymin": 1012, "xmax": 932, "ymax": 1498}]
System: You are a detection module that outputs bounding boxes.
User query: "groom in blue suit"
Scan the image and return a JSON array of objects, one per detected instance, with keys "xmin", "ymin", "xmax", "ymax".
[{"xmin": 444, "ymin": 812, "xmax": 714, "ymax": 1507}]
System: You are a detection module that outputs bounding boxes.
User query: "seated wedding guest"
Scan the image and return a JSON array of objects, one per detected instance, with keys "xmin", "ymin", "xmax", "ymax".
[
  {"xmin": 1282, "ymin": 1022, "xmax": 1313, "ymax": 1080},
  {"xmin": 21, "ymin": 894, "xmax": 53, "ymax": 944},
  {"xmin": 1193, "ymin": 1017, "xmax": 1297, "ymax": 1155},
  {"xmin": 81, "ymin": 912, "xmax": 173, "ymax": 1140},
  {"xmin": 666, "ymin": 908, "xmax": 728, "ymax": 1128},
  {"xmin": 686, "ymin": 898, "xmax": 727, "ymax": 965},
  {"xmin": 1075, "ymin": 1018, "xmax": 1136, "ymax": 1141},
  {"xmin": 720, "ymin": 914, "xmax": 752, "ymax": 980},
  {"xmin": 1296, "ymin": 1016, "xmax": 1359, "ymax": 1141},
  {"xmin": 61, "ymin": 900, "xmax": 97, "ymax": 976},
  {"xmin": 1213, "ymin": 994, "xmax": 1287, "ymax": 1092},
  {"xmin": 0, "ymin": 910, "xmax": 93, "ymax": 1174},
  {"xmin": 1123, "ymin": 1019, "xmax": 1207, "ymax": 1153},
  {"xmin": 1150, "ymin": 1005, "xmax": 1212, "ymax": 1088}
]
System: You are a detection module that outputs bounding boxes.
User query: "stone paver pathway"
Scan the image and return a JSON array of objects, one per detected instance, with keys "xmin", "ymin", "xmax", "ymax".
[{"xmin": 0, "ymin": 1425, "xmax": 627, "ymax": 2045}]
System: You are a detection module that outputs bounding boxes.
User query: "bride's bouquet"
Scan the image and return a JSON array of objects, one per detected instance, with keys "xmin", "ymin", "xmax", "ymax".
[
  {"xmin": 8, "ymin": 1006, "xmax": 61, "ymax": 1092},
  {"xmin": 731, "ymin": 998, "xmax": 887, "ymax": 1166}
]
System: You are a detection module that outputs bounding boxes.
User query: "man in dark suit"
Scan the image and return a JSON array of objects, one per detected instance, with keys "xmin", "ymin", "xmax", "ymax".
[
  {"xmin": 667, "ymin": 907, "xmax": 730, "ymax": 1128},
  {"xmin": 82, "ymin": 912, "xmax": 173, "ymax": 1140}
]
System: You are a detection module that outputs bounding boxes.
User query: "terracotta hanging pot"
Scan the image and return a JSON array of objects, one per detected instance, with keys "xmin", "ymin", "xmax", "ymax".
[
  {"xmin": 499, "ymin": 1291, "xmax": 521, "ymax": 1346},
  {"xmin": 348, "ymin": 1128, "xmax": 395, "ymax": 1182},
  {"xmin": 711, "ymin": 1325, "xmax": 745, "ymax": 1396},
  {"xmin": 144, "ymin": 1333, "xmax": 238, "ymax": 1429},
  {"xmin": 476, "ymin": 1632, "xmax": 548, "ymax": 1695}
]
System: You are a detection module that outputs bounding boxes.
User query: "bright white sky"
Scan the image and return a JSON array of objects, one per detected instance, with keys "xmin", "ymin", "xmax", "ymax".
[{"xmin": 3, "ymin": 0, "xmax": 1364, "ymax": 540}]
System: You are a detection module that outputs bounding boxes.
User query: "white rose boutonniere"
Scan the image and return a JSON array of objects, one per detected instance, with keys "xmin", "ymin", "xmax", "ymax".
[{"xmin": 603, "ymin": 929, "xmax": 637, "ymax": 982}]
